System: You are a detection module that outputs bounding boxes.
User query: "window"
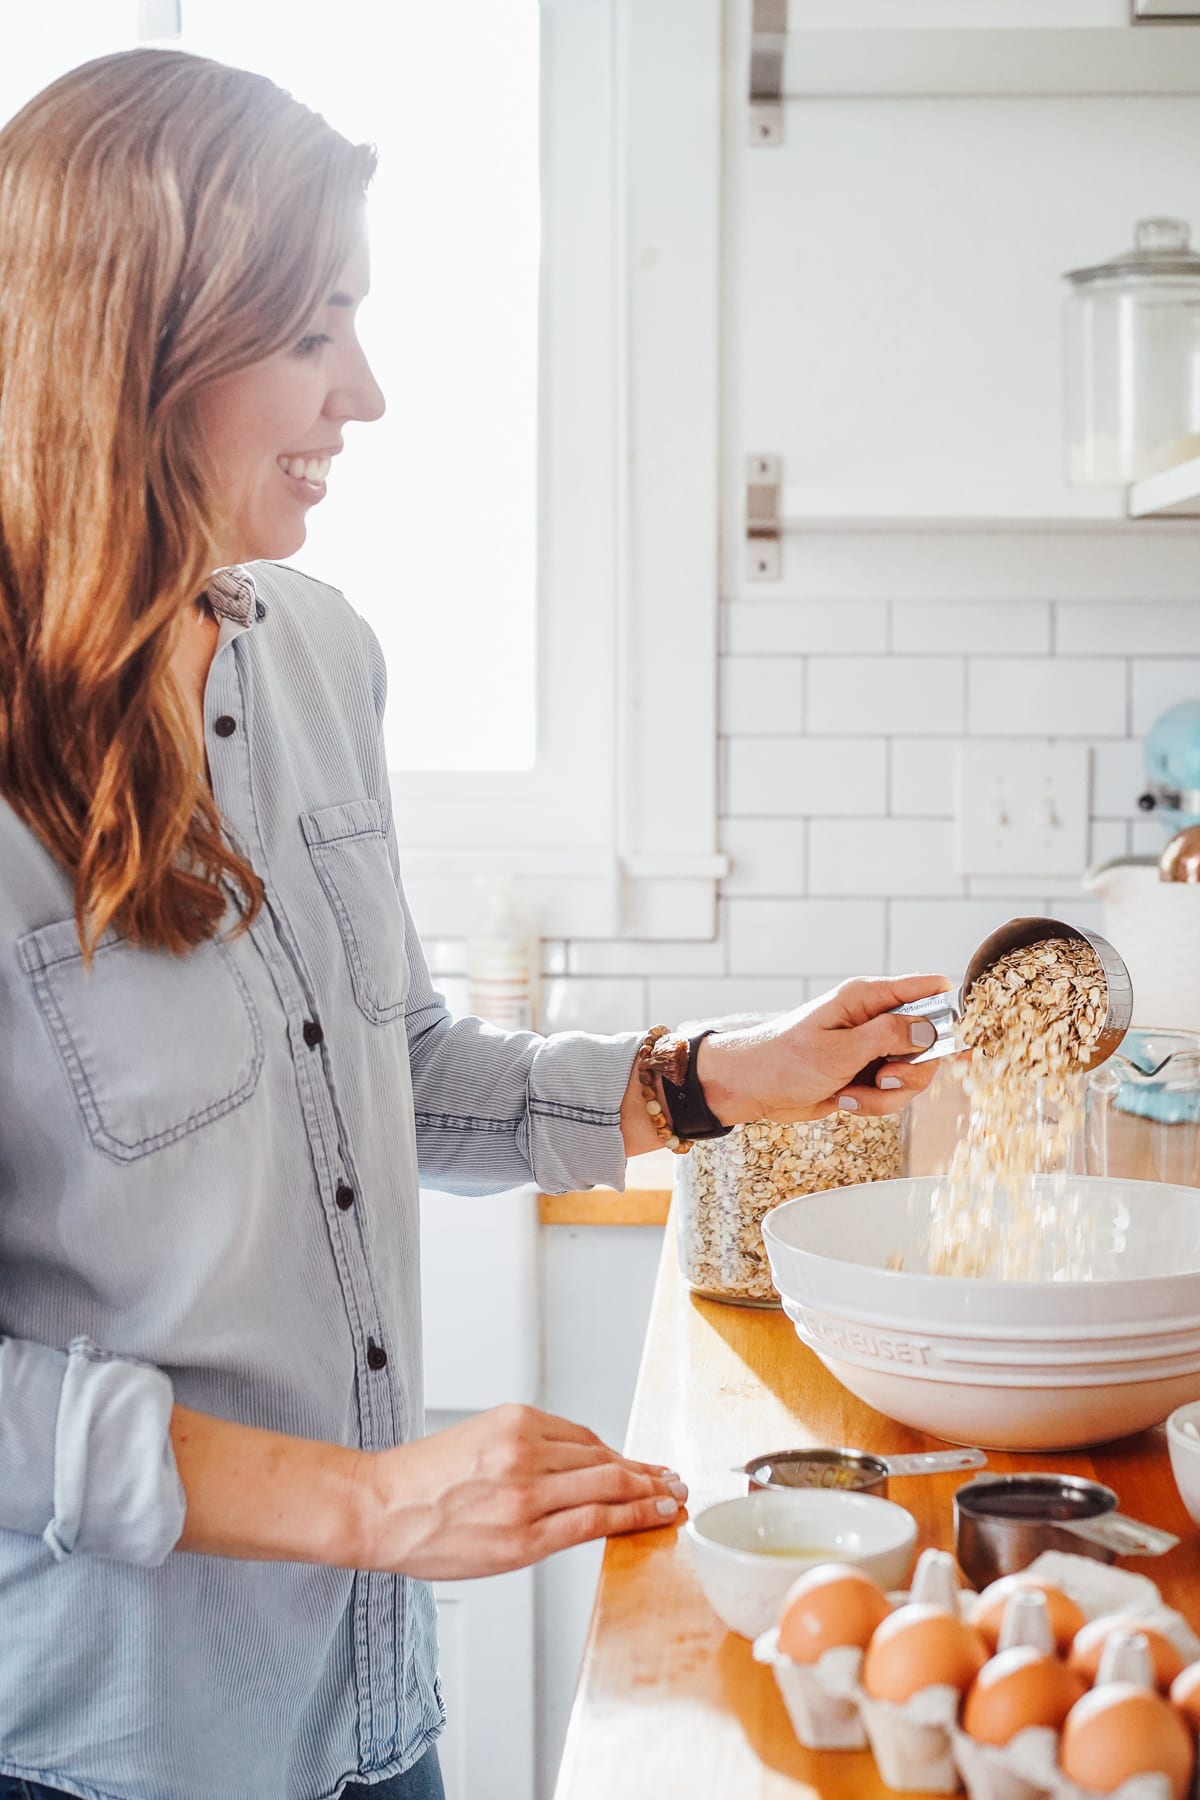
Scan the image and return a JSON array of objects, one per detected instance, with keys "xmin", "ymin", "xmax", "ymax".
[
  {"xmin": 3, "ymin": 0, "xmax": 725, "ymax": 938},
  {"xmin": 171, "ymin": 1, "xmax": 540, "ymax": 776}
]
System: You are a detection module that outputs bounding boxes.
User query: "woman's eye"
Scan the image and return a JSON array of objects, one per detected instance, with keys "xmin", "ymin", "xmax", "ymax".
[{"xmin": 294, "ymin": 333, "xmax": 332, "ymax": 357}]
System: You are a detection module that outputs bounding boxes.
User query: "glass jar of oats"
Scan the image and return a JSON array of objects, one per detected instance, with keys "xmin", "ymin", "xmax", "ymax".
[{"xmin": 675, "ymin": 1112, "xmax": 910, "ymax": 1305}]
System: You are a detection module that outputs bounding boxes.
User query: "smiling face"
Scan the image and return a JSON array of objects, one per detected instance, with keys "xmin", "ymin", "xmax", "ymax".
[{"xmin": 193, "ymin": 239, "xmax": 385, "ymax": 567}]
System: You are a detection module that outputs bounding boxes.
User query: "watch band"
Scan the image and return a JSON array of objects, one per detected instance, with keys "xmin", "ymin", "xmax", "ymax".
[{"xmin": 659, "ymin": 1029, "xmax": 734, "ymax": 1142}]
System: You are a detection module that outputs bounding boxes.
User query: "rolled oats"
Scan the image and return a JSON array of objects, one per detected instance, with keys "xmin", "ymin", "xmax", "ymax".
[
  {"xmin": 677, "ymin": 1112, "xmax": 908, "ymax": 1304},
  {"xmin": 919, "ymin": 936, "xmax": 1106, "ymax": 1280}
]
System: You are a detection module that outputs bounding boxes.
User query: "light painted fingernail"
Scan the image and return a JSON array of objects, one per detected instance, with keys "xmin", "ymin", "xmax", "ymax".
[
  {"xmin": 910, "ymin": 1020, "xmax": 937, "ymax": 1049},
  {"xmin": 879, "ymin": 1076, "xmax": 903, "ymax": 1090},
  {"xmin": 656, "ymin": 1496, "xmax": 679, "ymax": 1516},
  {"xmin": 838, "ymin": 1095, "xmax": 859, "ymax": 1111},
  {"xmin": 668, "ymin": 1480, "xmax": 688, "ymax": 1500}
]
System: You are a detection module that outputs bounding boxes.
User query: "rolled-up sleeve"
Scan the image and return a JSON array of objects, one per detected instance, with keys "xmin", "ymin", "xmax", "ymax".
[{"xmin": 0, "ymin": 1333, "xmax": 185, "ymax": 1566}]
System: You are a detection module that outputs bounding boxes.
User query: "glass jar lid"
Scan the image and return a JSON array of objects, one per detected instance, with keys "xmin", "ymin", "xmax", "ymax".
[{"xmin": 1064, "ymin": 217, "xmax": 1200, "ymax": 289}]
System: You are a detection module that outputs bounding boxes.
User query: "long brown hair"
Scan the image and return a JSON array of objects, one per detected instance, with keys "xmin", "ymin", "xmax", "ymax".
[{"xmin": 0, "ymin": 50, "xmax": 375, "ymax": 956}]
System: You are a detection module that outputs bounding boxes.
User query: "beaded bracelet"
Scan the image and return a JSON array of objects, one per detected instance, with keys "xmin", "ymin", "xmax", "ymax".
[{"xmin": 636, "ymin": 1024, "xmax": 693, "ymax": 1155}]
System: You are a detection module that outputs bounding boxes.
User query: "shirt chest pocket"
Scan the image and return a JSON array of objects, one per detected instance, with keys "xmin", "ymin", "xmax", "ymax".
[
  {"xmin": 300, "ymin": 797, "xmax": 410, "ymax": 1025},
  {"xmin": 18, "ymin": 920, "xmax": 264, "ymax": 1164}
]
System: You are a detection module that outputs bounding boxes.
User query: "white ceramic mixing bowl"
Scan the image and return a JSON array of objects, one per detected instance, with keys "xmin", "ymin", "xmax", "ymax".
[
  {"xmin": 685, "ymin": 1489, "xmax": 917, "ymax": 1638},
  {"xmin": 763, "ymin": 1176, "xmax": 1200, "ymax": 1451}
]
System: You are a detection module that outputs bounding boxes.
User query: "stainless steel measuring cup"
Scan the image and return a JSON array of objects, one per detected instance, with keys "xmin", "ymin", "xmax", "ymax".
[
  {"xmin": 953, "ymin": 1473, "xmax": 1177, "ymax": 1589},
  {"xmin": 741, "ymin": 1445, "xmax": 986, "ymax": 1500},
  {"xmin": 892, "ymin": 916, "xmax": 1134, "ymax": 1076}
]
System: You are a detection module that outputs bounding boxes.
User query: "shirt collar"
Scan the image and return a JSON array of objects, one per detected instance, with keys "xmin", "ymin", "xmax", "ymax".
[{"xmin": 205, "ymin": 566, "xmax": 262, "ymax": 627}]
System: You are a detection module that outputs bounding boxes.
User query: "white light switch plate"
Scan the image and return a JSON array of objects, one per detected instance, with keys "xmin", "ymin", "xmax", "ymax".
[{"xmin": 955, "ymin": 741, "xmax": 1091, "ymax": 878}]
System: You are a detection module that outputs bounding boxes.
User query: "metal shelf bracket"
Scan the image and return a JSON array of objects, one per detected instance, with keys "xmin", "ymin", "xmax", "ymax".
[
  {"xmin": 749, "ymin": 0, "xmax": 787, "ymax": 145},
  {"xmin": 745, "ymin": 454, "xmax": 782, "ymax": 580}
]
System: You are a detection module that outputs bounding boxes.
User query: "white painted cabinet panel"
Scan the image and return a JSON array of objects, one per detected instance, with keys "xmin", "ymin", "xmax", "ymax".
[{"xmin": 420, "ymin": 1185, "xmax": 539, "ymax": 1413}]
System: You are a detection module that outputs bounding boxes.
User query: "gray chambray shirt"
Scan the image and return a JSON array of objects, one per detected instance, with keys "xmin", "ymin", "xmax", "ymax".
[{"xmin": 0, "ymin": 561, "xmax": 639, "ymax": 1800}]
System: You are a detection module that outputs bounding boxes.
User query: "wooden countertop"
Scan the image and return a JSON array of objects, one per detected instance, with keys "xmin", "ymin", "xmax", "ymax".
[{"xmin": 552, "ymin": 1104, "xmax": 1200, "ymax": 1798}]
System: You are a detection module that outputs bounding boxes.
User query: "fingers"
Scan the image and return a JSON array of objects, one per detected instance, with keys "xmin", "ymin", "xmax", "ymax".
[
  {"xmin": 532, "ymin": 1488, "xmax": 687, "ymax": 1559},
  {"xmin": 534, "ymin": 1462, "xmax": 687, "ymax": 1519},
  {"xmin": 813, "ymin": 972, "xmax": 952, "ymax": 1027}
]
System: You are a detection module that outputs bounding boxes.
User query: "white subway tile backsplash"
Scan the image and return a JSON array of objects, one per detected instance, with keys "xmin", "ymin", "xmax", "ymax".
[
  {"xmin": 890, "ymin": 739, "xmax": 956, "ymax": 817},
  {"xmin": 554, "ymin": 583, "xmax": 1200, "ymax": 997},
  {"xmin": 889, "ymin": 898, "xmax": 1050, "ymax": 975},
  {"xmin": 1131, "ymin": 660, "xmax": 1200, "ymax": 736},
  {"xmin": 967, "ymin": 659, "xmax": 1126, "ymax": 738},
  {"xmin": 1091, "ymin": 739, "xmax": 1145, "ymax": 819},
  {"xmin": 540, "ymin": 977, "xmax": 647, "ymax": 1035},
  {"xmin": 892, "ymin": 602, "xmax": 1050, "ymax": 655},
  {"xmin": 809, "ymin": 820, "xmax": 962, "ymax": 897},
  {"xmin": 1057, "ymin": 604, "xmax": 1200, "ymax": 657},
  {"xmin": 719, "ymin": 818, "xmax": 807, "ymax": 896},
  {"xmin": 727, "ymin": 899, "xmax": 886, "ymax": 975},
  {"xmin": 647, "ymin": 975, "xmax": 808, "ymax": 1025},
  {"xmin": 722, "ymin": 599, "xmax": 888, "ymax": 656},
  {"xmin": 720, "ymin": 657, "xmax": 805, "ymax": 734},
  {"xmin": 808, "ymin": 658, "xmax": 965, "ymax": 736},
  {"xmin": 723, "ymin": 738, "xmax": 887, "ymax": 817},
  {"xmin": 568, "ymin": 937, "xmax": 726, "ymax": 978}
]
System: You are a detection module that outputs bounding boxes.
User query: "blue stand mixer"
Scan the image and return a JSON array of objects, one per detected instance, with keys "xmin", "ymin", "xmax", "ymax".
[{"xmin": 1119, "ymin": 700, "xmax": 1200, "ymax": 1124}]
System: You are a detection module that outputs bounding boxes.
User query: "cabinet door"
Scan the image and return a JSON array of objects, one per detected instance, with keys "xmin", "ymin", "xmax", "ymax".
[{"xmin": 432, "ymin": 1567, "xmax": 535, "ymax": 1800}]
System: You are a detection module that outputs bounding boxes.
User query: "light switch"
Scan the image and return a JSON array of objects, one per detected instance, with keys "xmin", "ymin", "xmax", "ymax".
[{"xmin": 955, "ymin": 741, "xmax": 1091, "ymax": 878}]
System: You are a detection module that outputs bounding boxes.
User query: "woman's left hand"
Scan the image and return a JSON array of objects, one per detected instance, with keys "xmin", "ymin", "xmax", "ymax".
[{"xmin": 696, "ymin": 973, "xmax": 952, "ymax": 1125}]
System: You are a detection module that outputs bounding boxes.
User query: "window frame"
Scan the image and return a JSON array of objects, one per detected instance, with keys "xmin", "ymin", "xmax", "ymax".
[{"xmin": 393, "ymin": 0, "xmax": 726, "ymax": 941}]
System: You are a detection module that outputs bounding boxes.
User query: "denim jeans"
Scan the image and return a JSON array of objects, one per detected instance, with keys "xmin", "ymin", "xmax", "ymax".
[{"xmin": 0, "ymin": 1749, "xmax": 445, "ymax": 1800}]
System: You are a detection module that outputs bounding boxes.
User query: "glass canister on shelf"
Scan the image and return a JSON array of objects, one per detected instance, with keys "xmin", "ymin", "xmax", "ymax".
[
  {"xmin": 675, "ymin": 1111, "xmax": 910, "ymax": 1306},
  {"xmin": 1063, "ymin": 217, "xmax": 1200, "ymax": 486}
]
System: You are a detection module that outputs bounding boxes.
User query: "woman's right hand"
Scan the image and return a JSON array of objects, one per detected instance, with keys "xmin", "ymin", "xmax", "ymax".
[{"xmin": 355, "ymin": 1404, "xmax": 688, "ymax": 1580}]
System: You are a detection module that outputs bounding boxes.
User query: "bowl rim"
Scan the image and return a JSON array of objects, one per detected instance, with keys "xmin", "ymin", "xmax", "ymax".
[
  {"xmin": 763, "ymin": 1174, "xmax": 1200, "ymax": 1294},
  {"xmin": 685, "ymin": 1489, "xmax": 918, "ymax": 1567}
]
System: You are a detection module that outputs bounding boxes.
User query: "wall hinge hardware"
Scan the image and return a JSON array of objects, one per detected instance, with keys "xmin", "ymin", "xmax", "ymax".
[
  {"xmin": 138, "ymin": 0, "xmax": 182, "ymax": 40},
  {"xmin": 749, "ymin": 0, "xmax": 787, "ymax": 145},
  {"xmin": 745, "ymin": 454, "xmax": 781, "ymax": 581}
]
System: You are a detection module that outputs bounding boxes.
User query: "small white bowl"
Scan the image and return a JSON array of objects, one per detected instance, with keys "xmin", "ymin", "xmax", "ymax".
[
  {"xmin": 684, "ymin": 1488, "xmax": 918, "ymax": 1639},
  {"xmin": 1166, "ymin": 1398, "xmax": 1200, "ymax": 1526}
]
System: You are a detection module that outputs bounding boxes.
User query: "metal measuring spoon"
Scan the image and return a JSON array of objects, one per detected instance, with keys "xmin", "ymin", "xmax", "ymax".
[
  {"xmin": 890, "ymin": 916, "xmax": 1134, "ymax": 1076},
  {"xmin": 738, "ymin": 1446, "xmax": 986, "ymax": 1499}
]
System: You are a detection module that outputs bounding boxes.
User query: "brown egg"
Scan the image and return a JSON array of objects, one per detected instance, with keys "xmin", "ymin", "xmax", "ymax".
[
  {"xmin": 973, "ymin": 1576, "xmax": 1086, "ymax": 1655},
  {"xmin": 961, "ymin": 1647, "xmax": 1087, "ymax": 1746},
  {"xmin": 861, "ymin": 1604, "xmax": 988, "ymax": 1705},
  {"xmin": 1069, "ymin": 1617, "xmax": 1186, "ymax": 1692},
  {"xmin": 1170, "ymin": 1660, "xmax": 1200, "ymax": 1730},
  {"xmin": 1060, "ymin": 1684, "xmax": 1196, "ymax": 1800},
  {"xmin": 775, "ymin": 1563, "xmax": 892, "ymax": 1664}
]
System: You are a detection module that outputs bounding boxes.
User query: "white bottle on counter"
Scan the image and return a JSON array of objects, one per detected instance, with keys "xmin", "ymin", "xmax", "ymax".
[{"xmin": 466, "ymin": 877, "xmax": 539, "ymax": 1031}]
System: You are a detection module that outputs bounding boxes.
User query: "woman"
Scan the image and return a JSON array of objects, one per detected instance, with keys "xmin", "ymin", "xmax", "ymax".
[{"xmin": 0, "ymin": 49, "xmax": 944, "ymax": 1800}]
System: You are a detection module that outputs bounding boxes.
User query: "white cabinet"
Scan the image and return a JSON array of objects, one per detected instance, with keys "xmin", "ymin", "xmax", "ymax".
[
  {"xmin": 431, "ymin": 1560, "xmax": 536, "ymax": 1800},
  {"xmin": 732, "ymin": 0, "xmax": 1200, "ymax": 546}
]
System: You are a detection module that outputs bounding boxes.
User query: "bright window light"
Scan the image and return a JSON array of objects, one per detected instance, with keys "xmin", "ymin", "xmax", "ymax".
[{"xmin": 3, "ymin": 2, "xmax": 540, "ymax": 774}]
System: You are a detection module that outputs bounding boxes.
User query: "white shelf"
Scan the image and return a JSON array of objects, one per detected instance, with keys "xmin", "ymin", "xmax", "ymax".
[
  {"xmin": 779, "ymin": 27, "xmax": 1200, "ymax": 98},
  {"xmin": 779, "ymin": 484, "xmax": 1128, "ymax": 531},
  {"xmin": 1128, "ymin": 455, "xmax": 1200, "ymax": 519}
]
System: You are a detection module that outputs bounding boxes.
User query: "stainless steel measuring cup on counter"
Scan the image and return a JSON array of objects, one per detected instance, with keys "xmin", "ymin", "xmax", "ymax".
[
  {"xmin": 954, "ymin": 1474, "xmax": 1178, "ymax": 1589},
  {"xmin": 890, "ymin": 916, "xmax": 1135, "ymax": 1076},
  {"xmin": 741, "ymin": 1446, "xmax": 987, "ymax": 1500}
]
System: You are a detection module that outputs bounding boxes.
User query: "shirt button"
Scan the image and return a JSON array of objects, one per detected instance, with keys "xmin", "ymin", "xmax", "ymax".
[
  {"xmin": 302, "ymin": 1019, "xmax": 324, "ymax": 1048},
  {"xmin": 214, "ymin": 715, "xmax": 237, "ymax": 738},
  {"xmin": 366, "ymin": 1339, "xmax": 388, "ymax": 1372},
  {"xmin": 335, "ymin": 1183, "xmax": 355, "ymax": 1211}
]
